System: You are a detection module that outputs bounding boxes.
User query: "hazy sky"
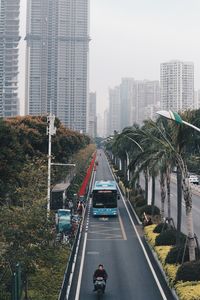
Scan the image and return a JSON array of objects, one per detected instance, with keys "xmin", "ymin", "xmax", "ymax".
[
  {"xmin": 19, "ymin": 0, "xmax": 200, "ymax": 116},
  {"xmin": 90, "ymin": 0, "xmax": 200, "ymax": 115}
]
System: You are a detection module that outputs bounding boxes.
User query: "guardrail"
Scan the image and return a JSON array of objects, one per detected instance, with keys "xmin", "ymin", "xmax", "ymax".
[{"xmin": 58, "ymin": 223, "xmax": 81, "ymax": 300}]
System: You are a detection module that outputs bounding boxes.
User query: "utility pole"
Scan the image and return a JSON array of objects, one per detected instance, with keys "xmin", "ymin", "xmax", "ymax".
[{"xmin": 47, "ymin": 114, "xmax": 56, "ymax": 216}]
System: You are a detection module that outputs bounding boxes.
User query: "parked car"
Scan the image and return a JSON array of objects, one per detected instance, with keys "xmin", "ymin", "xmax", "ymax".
[{"xmin": 188, "ymin": 174, "xmax": 199, "ymax": 185}]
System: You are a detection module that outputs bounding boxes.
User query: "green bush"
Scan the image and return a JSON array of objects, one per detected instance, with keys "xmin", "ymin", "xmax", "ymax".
[
  {"xmin": 165, "ymin": 245, "xmax": 189, "ymax": 264},
  {"xmin": 135, "ymin": 198, "xmax": 146, "ymax": 208},
  {"xmin": 155, "ymin": 229, "xmax": 177, "ymax": 246},
  {"xmin": 176, "ymin": 260, "xmax": 200, "ymax": 282},
  {"xmin": 116, "ymin": 170, "xmax": 123, "ymax": 178},
  {"xmin": 166, "ymin": 244, "xmax": 199, "ymax": 265},
  {"xmin": 138, "ymin": 205, "xmax": 160, "ymax": 218},
  {"xmin": 153, "ymin": 222, "xmax": 172, "ymax": 233}
]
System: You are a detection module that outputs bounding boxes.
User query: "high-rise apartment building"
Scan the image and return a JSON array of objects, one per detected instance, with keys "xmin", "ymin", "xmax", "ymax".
[
  {"xmin": 134, "ymin": 80, "xmax": 160, "ymax": 125},
  {"xmin": 108, "ymin": 87, "xmax": 121, "ymax": 135},
  {"xmin": 0, "ymin": 0, "xmax": 20, "ymax": 117},
  {"xmin": 119, "ymin": 78, "xmax": 160, "ymax": 128},
  {"xmin": 25, "ymin": 0, "xmax": 89, "ymax": 132},
  {"xmin": 160, "ymin": 60, "xmax": 194, "ymax": 112},
  {"xmin": 88, "ymin": 92, "xmax": 97, "ymax": 138},
  {"xmin": 120, "ymin": 78, "xmax": 135, "ymax": 130}
]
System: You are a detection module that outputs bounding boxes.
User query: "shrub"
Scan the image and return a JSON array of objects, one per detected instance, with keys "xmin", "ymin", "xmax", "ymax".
[
  {"xmin": 155, "ymin": 229, "xmax": 177, "ymax": 246},
  {"xmin": 144, "ymin": 224, "xmax": 158, "ymax": 247},
  {"xmin": 135, "ymin": 198, "xmax": 146, "ymax": 208},
  {"xmin": 134, "ymin": 195, "xmax": 146, "ymax": 207},
  {"xmin": 176, "ymin": 260, "xmax": 200, "ymax": 282},
  {"xmin": 175, "ymin": 281, "xmax": 200, "ymax": 300},
  {"xmin": 155, "ymin": 246, "xmax": 172, "ymax": 265},
  {"xmin": 116, "ymin": 170, "xmax": 124, "ymax": 178},
  {"xmin": 153, "ymin": 222, "xmax": 172, "ymax": 233},
  {"xmin": 165, "ymin": 245, "xmax": 189, "ymax": 264},
  {"xmin": 138, "ymin": 205, "xmax": 160, "ymax": 218},
  {"xmin": 164, "ymin": 264, "xmax": 180, "ymax": 285}
]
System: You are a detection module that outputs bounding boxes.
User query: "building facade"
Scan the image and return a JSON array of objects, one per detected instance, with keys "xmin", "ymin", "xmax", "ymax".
[
  {"xmin": 107, "ymin": 87, "xmax": 121, "ymax": 135},
  {"xmin": 0, "ymin": 0, "xmax": 20, "ymax": 117},
  {"xmin": 119, "ymin": 78, "xmax": 160, "ymax": 128},
  {"xmin": 160, "ymin": 60, "xmax": 194, "ymax": 112},
  {"xmin": 25, "ymin": 0, "xmax": 89, "ymax": 132},
  {"xmin": 88, "ymin": 92, "xmax": 97, "ymax": 138}
]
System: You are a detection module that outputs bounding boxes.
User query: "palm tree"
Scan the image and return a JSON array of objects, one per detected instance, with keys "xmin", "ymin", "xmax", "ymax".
[{"xmin": 144, "ymin": 121, "xmax": 196, "ymax": 261}]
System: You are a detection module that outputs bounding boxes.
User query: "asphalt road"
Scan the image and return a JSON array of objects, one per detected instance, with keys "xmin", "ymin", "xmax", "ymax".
[
  {"xmin": 140, "ymin": 175, "xmax": 200, "ymax": 241},
  {"xmin": 69, "ymin": 150, "xmax": 175, "ymax": 300}
]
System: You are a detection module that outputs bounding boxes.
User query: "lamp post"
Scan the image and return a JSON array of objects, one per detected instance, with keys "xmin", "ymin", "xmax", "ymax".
[
  {"xmin": 47, "ymin": 114, "xmax": 56, "ymax": 216},
  {"xmin": 156, "ymin": 109, "xmax": 197, "ymax": 261},
  {"xmin": 157, "ymin": 110, "xmax": 200, "ymax": 133}
]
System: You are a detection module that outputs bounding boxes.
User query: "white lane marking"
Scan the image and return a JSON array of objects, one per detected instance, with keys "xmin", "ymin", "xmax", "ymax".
[
  {"xmin": 74, "ymin": 199, "xmax": 92, "ymax": 300},
  {"xmin": 87, "ymin": 251, "xmax": 99, "ymax": 255},
  {"xmin": 106, "ymin": 158, "xmax": 168, "ymax": 300},
  {"xmin": 75, "ymin": 232, "xmax": 88, "ymax": 300}
]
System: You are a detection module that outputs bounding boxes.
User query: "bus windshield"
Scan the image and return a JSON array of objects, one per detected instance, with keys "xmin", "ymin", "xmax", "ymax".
[{"xmin": 92, "ymin": 190, "xmax": 117, "ymax": 208}]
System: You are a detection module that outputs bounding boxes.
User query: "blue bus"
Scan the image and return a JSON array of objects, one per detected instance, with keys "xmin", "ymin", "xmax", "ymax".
[{"xmin": 92, "ymin": 180, "xmax": 118, "ymax": 216}]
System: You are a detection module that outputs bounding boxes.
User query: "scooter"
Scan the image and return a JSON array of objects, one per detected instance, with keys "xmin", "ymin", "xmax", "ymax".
[{"xmin": 94, "ymin": 277, "xmax": 106, "ymax": 295}]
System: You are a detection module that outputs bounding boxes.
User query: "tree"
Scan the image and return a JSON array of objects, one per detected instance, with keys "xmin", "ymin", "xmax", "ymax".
[
  {"xmin": 0, "ymin": 203, "xmax": 56, "ymax": 298},
  {"xmin": 0, "ymin": 119, "xmax": 24, "ymax": 204}
]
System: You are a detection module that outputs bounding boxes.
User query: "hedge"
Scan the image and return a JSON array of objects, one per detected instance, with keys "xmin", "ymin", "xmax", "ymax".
[
  {"xmin": 175, "ymin": 281, "xmax": 200, "ymax": 300},
  {"xmin": 144, "ymin": 223, "xmax": 200, "ymax": 299},
  {"xmin": 153, "ymin": 222, "xmax": 172, "ymax": 233},
  {"xmin": 176, "ymin": 261, "xmax": 200, "ymax": 282},
  {"xmin": 165, "ymin": 245, "xmax": 189, "ymax": 264}
]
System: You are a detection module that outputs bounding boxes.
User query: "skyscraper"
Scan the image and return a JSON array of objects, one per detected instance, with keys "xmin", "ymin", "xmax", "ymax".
[
  {"xmin": 108, "ymin": 87, "xmax": 121, "ymax": 135},
  {"xmin": 160, "ymin": 60, "xmax": 194, "ymax": 112},
  {"xmin": 25, "ymin": 0, "xmax": 89, "ymax": 132},
  {"xmin": 88, "ymin": 92, "xmax": 97, "ymax": 138},
  {"xmin": 0, "ymin": 0, "xmax": 20, "ymax": 117},
  {"xmin": 119, "ymin": 78, "xmax": 160, "ymax": 128},
  {"xmin": 120, "ymin": 78, "xmax": 135, "ymax": 130}
]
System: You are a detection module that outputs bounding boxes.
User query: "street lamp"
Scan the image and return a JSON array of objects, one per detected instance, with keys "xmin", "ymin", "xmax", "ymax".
[
  {"xmin": 47, "ymin": 114, "xmax": 56, "ymax": 216},
  {"xmin": 46, "ymin": 115, "xmax": 76, "ymax": 216},
  {"xmin": 156, "ymin": 110, "xmax": 200, "ymax": 133}
]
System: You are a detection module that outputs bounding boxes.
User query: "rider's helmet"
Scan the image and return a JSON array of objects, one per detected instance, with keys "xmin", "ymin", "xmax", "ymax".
[{"xmin": 98, "ymin": 264, "xmax": 103, "ymax": 270}]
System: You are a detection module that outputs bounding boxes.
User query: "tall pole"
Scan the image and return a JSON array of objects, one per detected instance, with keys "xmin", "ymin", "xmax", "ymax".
[{"xmin": 47, "ymin": 114, "xmax": 56, "ymax": 216}]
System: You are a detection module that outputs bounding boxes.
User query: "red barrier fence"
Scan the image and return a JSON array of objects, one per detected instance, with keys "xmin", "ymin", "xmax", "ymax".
[{"xmin": 78, "ymin": 152, "xmax": 96, "ymax": 197}]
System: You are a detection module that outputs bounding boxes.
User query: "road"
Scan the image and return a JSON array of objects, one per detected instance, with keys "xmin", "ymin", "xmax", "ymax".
[
  {"xmin": 140, "ymin": 175, "xmax": 200, "ymax": 241},
  {"xmin": 69, "ymin": 150, "xmax": 175, "ymax": 300}
]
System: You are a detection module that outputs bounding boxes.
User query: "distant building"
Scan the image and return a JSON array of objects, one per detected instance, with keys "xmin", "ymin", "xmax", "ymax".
[
  {"xmin": 103, "ymin": 109, "xmax": 109, "ymax": 137},
  {"xmin": 0, "ymin": 0, "xmax": 20, "ymax": 117},
  {"xmin": 107, "ymin": 87, "xmax": 121, "ymax": 135},
  {"xmin": 120, "ymin": 78, "xmax": 135, "ymax": 130},
  {"xmin": 160, "ymin": 60, "xmax": 194, "ymax": 112},
  {"xmin": 25, "ymin": 0, "xmax": 90, "ymax": 133},
  {"xmin": 134, "ymin": 80, "xmax": 160, "ymax": 125},
  {"xmin": 88, "ymin": 92, "xmax": 97, "ymax": 138},
  {"xmin": 118, "ymin": 78, "xmax": 160, "ymax": 128},
  {"xmin": 194, "ymin": 90, "xmax": 200, "ymax": 109},
  {"xmin": 97, "ymin": 113, "xmax": 104, "ymax": 137}
]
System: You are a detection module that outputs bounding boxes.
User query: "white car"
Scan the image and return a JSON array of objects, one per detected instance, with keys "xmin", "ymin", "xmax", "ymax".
[{"xmin": 188, "ymin": 174, "xmax": 199, "ymax": 185}]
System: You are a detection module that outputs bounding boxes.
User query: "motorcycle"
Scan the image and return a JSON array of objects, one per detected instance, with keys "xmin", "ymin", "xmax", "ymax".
[{"xmin": 94, "ymin": 277, "xmax": 106, "ymax": 295}]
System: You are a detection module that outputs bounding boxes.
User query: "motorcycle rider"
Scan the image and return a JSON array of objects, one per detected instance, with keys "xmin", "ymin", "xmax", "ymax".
[{"xmin": 93, "ymin": 264, "xmax": 108, "ymax": 292}]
